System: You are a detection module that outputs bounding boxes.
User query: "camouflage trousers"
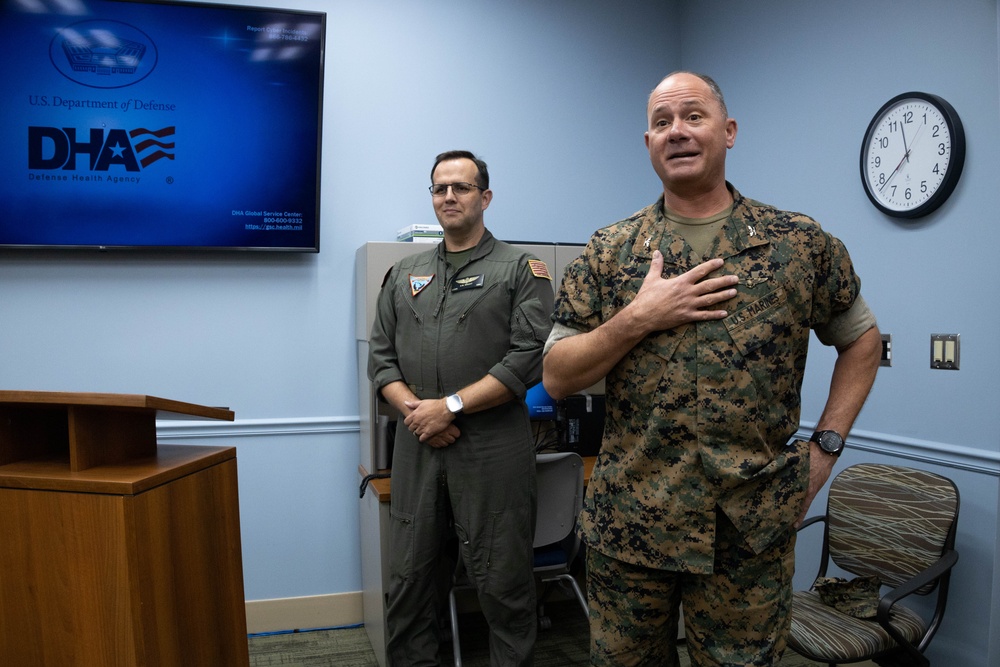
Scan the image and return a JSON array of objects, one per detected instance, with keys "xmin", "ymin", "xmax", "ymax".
[{"xmin": 586, "ymin": 510, "xmax": 797, "ymax": 667}]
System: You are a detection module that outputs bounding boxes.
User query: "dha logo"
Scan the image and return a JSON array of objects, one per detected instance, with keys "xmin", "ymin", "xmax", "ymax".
[
  {"xmin": 29, "ymin": 126, "xmax": 175, "ymax": 172},
  {"xmin": 51, "ymin": 20, "xmax": 158, "ymax": 89}
]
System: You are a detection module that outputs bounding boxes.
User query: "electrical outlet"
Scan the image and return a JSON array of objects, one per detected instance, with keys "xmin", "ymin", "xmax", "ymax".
[{"xmin": 880, "ymin": 334, "xmax": 892, "ymax": 367}]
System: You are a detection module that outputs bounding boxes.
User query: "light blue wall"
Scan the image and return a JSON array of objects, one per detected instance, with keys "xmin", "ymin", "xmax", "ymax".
[
  {"xmin": 0, "ymin": 0, "xmax": 679, "ymax": 601},
  {"xmin": 678, "ymin": 1, "xmax": 1000, "ymax": 665},
  {"xmin": 681, "ymin": 0, "xmax": 1000, "ymax": 448},
  {"xmin": 2, "ymin": 0, "xmax": 998, "ymax": 663}
]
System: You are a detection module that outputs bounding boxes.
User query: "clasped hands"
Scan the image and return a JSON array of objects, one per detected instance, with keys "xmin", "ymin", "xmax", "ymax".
[
  {"xmin": 403, "ymin": 398, "xmax": 460, "ymax": 448},
  {"xmin": 398, "ymin": 252, "xmax": 736, "ymax": 448}
]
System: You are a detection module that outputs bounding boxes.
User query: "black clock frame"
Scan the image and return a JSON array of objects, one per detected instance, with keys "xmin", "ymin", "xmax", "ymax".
[{"xmin": 859, "ymin": 91, "xmax": 966, "ymax": 219}]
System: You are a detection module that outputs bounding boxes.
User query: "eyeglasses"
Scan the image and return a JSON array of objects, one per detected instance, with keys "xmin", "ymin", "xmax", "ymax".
[{"xmin": 429, "ymin": 182, "xmax": 484, "ymax": 197}]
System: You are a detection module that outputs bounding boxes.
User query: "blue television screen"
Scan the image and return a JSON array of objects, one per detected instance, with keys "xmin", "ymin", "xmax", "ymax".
[{"xmin": 0, "ymin": 0, "xmax": 325, "ymax": 251}]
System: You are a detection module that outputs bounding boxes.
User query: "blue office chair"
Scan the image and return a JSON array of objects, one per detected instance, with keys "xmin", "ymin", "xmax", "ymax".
[{"xmin": 532, "ymin": 451, "xmax": 588, "ymax": 628}]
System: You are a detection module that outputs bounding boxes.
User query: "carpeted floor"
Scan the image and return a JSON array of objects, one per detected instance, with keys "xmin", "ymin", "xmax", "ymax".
[
  {"xmin": 248, "ymin": 600, "xmax": 586, "ymax": 666},
  {"xmin": 248, "ymin": 601, "xmax": 855, "ymax": 666}
]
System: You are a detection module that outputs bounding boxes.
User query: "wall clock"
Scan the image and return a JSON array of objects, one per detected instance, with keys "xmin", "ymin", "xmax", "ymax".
[{"xmin": 860, "ymin": 91, "xmax": 965, "ymax": 218}]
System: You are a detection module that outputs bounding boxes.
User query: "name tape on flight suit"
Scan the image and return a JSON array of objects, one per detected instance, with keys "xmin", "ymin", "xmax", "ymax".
[{"xmin": 451, "ymin": 274, "xmax": 484, "ymax": 292}]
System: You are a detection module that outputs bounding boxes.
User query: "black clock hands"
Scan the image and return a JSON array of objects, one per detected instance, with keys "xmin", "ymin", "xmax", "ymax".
[{"xmin": 879, "ymin": 121, "xmax": 923, "ymax": 193}]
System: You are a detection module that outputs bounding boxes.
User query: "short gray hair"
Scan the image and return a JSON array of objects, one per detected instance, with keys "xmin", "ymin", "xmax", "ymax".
[{"xmin": 652, "ymin": 71, "xmax": 729, "ymax": 117}]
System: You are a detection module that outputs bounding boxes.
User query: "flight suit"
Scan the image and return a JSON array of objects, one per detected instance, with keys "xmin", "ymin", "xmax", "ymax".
[{"xmin": 369, "ymin": 229, "xmax": 554, "ymax": 666}]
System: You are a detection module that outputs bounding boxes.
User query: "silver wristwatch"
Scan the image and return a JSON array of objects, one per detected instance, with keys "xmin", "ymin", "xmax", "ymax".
[{"xmin": 445, "ymin": 393, "xmax": 464, "ymax": 414}]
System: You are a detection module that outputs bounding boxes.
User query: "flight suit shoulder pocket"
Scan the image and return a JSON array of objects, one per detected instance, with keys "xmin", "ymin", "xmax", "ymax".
[{"xmin": 512, "ymin": 297, "xmax": 549, "ymax": 345}]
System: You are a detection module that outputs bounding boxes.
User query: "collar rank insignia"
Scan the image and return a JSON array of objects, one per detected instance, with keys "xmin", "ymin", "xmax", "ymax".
[
  {"xmin": 527, "ymin": 259, "xmax": 551, "ymax": 280},
  {"xmin": 409, "ymin": 274, "xmax": 434, "ymax": 297}
]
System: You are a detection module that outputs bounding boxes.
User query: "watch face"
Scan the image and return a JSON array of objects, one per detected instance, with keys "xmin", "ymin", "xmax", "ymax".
[
  {"xmin": 816, "ymin": 431, "xmax": 844, "ymax": 455},
  {"xmin": 860, "ymin": 92, "xmax": 965, "ymax": 219}
]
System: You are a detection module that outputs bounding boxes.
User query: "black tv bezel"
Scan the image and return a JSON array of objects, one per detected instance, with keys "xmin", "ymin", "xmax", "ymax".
[{"xmin": 2, "ymin": 0, "xmax": 326, "ymax": 253}]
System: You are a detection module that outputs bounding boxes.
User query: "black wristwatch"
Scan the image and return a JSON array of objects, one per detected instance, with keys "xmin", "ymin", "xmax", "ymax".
[{"xmin": 810, "ymin": 430, "xmax": 845, "ymax": 457}]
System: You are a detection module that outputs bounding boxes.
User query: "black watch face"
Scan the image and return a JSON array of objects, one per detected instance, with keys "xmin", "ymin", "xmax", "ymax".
[{"xmin": 817, "ymin": 431, "xmax": 843, "ymax": 454}]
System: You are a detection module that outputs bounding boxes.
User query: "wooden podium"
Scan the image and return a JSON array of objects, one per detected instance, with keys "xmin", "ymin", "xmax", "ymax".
[{"xmin": 0, "ymin": 391, "xmax": 249, "ymax": 667}]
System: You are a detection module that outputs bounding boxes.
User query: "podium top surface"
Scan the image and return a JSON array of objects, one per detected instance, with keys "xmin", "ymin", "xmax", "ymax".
[{"xmin": 0, "ymin": 391, "xmax": 234, "ymax": 421}]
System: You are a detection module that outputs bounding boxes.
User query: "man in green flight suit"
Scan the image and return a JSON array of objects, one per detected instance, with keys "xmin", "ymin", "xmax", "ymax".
[
  {"xmin": 543, "ymin": 72, "xmax": 882, "ymax": 666},
  {"xmin": 368, "ymin": 150, "xmax": 554, "ymax": 666}
]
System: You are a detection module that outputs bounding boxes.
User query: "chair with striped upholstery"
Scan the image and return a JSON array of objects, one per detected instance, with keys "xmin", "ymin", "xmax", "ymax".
[{"xmin": 789, "ymin": 463, "xmax": 959, "ymax": 667}]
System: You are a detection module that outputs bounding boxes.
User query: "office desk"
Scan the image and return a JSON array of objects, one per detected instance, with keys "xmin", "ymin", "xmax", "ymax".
[{"xmin": 358, "ymin": 455, "xmax": 595, "ymax": 667}]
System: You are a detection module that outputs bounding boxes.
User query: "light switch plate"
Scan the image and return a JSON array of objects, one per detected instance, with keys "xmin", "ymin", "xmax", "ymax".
[{"xmin": 930, "ymin": 334, "xmax": 960, "ymax": 370}]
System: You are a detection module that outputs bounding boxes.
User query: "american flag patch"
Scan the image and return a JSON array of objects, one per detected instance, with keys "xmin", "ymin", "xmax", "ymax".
[{"xmin": 527, "ymin": 259, "xmax": 550, "ymax": 280}]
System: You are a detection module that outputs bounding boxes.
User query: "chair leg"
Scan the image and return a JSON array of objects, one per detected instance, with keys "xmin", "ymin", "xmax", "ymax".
[
  {"xmin": 448, "ymin": 588, "xmax": 462, "ymax": 667},
  {"xmin": 557, "ymin": 573, "xmax": 589, "ymax": 619}
]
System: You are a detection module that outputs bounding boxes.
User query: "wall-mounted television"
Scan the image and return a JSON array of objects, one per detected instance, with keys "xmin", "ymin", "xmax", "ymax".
[{"xmin": 0, "ymin": 0, "xmax": 325, "ymax": 252}]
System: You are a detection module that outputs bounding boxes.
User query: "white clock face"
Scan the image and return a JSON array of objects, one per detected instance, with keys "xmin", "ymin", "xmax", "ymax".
[{"xmin": 861, "ymin": 94, "xmax": 963, "ymax": 218}]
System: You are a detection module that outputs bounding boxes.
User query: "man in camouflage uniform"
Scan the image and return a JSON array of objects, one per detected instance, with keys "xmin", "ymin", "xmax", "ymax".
[
  {"xmin": 369, "ymin": 151, "xmax": 554, "ymax": 666},
  {"xmin": 543, "ymin": 73, "xmax": 882, "ymax": 666}
]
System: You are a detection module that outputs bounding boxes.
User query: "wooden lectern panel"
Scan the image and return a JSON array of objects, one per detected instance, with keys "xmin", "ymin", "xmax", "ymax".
[
  {"xmin": 0, "ymin": 391, "xmax": 247, "ymax": 667},
  {"xmin": 0, "ymin": 391, "xmax": 235, "ymax": 421},
  {"xmin": 0, "ymin": 455, "xmax": 248, "ymax": 666},
  {"xmin": 0, "ymin": 404, "xmax": 68, "ymax": 466},
  {"xmin": 0, "ymin": 391, "xmax": 233, "ymax": 473},
  {"xmin": 68, "ymin": 406, "xmax": 156, "ymax": 472},
  {"xmin": 127, "ymin": 457, "xmax": 248, "ymax": 666},
  {"xmin": 0, "ymin": 487, "xmax": 138, "ymax": 665}
]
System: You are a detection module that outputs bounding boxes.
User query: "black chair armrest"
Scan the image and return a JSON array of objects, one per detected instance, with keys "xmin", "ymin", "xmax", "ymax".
[
  {"xmin": 877, "ymin": 549, "xmax": 959, "ymax": 621},
  {"xmin": 796, "ymin": 514, "xmax": 830, "ymax": 581},
  {"xmin": 796, "ymin": 514, "xmax": 826, "ymax": 532},
  {"xmin": 874, "ymin": 550, "xmax": 957, "ymax": 667}
]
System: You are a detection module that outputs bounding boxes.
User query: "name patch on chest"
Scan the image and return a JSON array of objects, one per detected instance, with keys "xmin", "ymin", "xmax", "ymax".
[
  {"xmin": 724, "ymin": 290, "xmax": 781, "ymax": 329},
  {"xmin": 452, "ymin": 274, "xmax": 485, "ymax": 292}
]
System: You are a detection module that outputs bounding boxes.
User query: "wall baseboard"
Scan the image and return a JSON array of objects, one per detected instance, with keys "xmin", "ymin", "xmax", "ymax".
[{"xmin": 246, "ymin": 592, "xmax": 363, "ymax": 635}]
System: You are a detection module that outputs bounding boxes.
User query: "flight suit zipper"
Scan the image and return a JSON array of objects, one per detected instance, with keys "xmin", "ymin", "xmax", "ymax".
[{"xmin": 458, "ymin": 282, "xmax": 499, "ymax": 324}]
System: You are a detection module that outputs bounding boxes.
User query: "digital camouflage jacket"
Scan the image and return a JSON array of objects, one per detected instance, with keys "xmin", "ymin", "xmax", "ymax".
[{"xmin": 553, "ymin": 185, "xmax": 863, "ymax": 573}]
